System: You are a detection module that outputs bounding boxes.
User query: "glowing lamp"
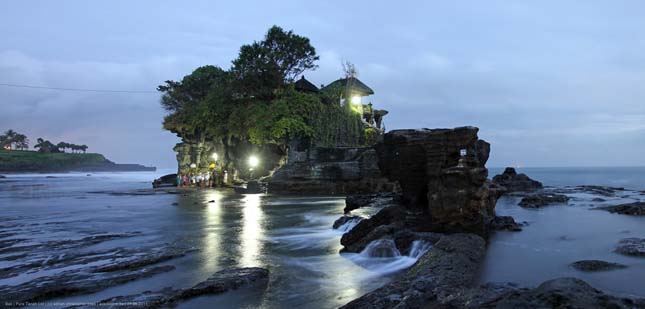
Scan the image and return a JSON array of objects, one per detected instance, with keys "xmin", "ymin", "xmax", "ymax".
[
  {"xmin": 190, "ymin": 163, "xmax": 197, "ymax": 169},
  {"xmin": 248, "ymin": 156, "xmax": 259, "ymax": 168},
  {"xmin": 212, "ymin": 153, "xmax": 218, "ymax": 161},
  {"xmin": 350, "ymin": 95, "xmax": 361, "ymax": 105}
]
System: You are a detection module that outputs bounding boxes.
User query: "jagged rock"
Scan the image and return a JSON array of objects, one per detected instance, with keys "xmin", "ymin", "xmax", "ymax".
[
  {"xmin": 341, "ymin": 234, "xmax": 486, "ymax": 308},
  {"xmin": 340, "ymin": 206, "xmax": 407, "ymax": 253},
  {"xmin": 476, "ymin": 278, "xmax": 645, "ymax": 308},
  {"xmin": 490, "ymin": 216, "xmax": 524, "ymax": 231},
  {"xmin": 518, "ymin": 193, "xmax": 569, "ymax": 208},
  {"xmin": 577, "ymin": 185, "xmax": 625, "ymax": 196},
  {"xmin": 375, "ymin": 127, "xmax": 501, "ymax": 237},
  {"xmin": 593, "ymin": 202, "xmax": 645, "ymax": 216},
  {"xmin": 344, "ymin": 192, "xmax": 396, "ymax": 213},
  {"xmin": 333, "ymin": 215, "xmax": 363, "ymax": 229},
  {"xmin": 74, "ymin": 267, "xmax": 269, "ymax": 309},
  {"xmin": 492, "ymin": 167, "xmax": 543, "ymax": 192},
  {"xmin": 570, "ymin": 260, "xmax": 627, "ymax": 272},
  {"xmin": 615, "ymin": 238, "xmax": 645, "ymax": 256}
]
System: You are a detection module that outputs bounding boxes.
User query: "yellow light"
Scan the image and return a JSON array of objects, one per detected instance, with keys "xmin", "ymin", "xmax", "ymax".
[
  {"xmin": 351, "ymin": 95, "xmax": 361, "ymax": 105},
  {"xmin": 248, "ymin": 156, "xmax": 259, "ymax": 168},
  {"xmin": 212, "ymin": 153, "xmax": 218, "ymax": 161}
]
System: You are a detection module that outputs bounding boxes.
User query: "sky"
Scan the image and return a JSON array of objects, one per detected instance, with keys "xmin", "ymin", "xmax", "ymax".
[{"xmin": 1, "ymin": 1, "xmax": 644, "ymax": 168}]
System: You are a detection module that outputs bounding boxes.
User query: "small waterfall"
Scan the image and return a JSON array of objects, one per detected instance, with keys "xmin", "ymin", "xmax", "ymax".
[
  {"xmin": 408, "ymin": 240, "xmax": 432, "ymax": 258},
  {"xmin": 360, "ymin": 239, "xmax": 402, "ymax": 258},
  {"xmin": 337, "ymin": 218, "xmax": 362, "ymax": 232}
]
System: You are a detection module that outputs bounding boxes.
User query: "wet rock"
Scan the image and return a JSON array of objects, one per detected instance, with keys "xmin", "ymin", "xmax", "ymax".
[
  {"xmin": 75, "ymin": 267, "xmax": 269, "ymax": 309},
  {"xmin": 344, "ymin": 192, "xmax": 395, "ymax": 214},
  {"xmin": 593, "ymin": 202, "xmax": 645, "ymax": 216},
  {"xmin": 518, "ymin": 193, "xmax": 569, "ymax": 208},
  {"xmin": 0, "ymin": 265, "xmax": 175, "ymax": 304},
  {"xmin": 492, "ymin": 167, "xmax": 543, "ymax": 192},
  {"xmin": 0, "ymin": 175, "xmax": 6, "ymax": 178},
  {"xmin": 592, "ymin": 197, "xmax": 606, "ymax": 202},
  {"xmin": 340, "ymin": 206, "xmax": 407, "ymax": 253},
  {"xmin": 333, "ymin": 215, "xmax": 363, "ymax": 229},
  {"xmin": 490, "ymin": 216, "xmax": 524, "ymax": 231},
  {"xmin": 570, "ymin": 260, "xmax": 627, "ymax": 272},
  {"xmin": 375, "ymin": 127, "xmax": 501, "ymax": 237},
  {"xmin": 576, "ymin": 185, "xmax": 625, "ymax": 196},
  {"xmin": 615, "ymin": 238, "xmax": 645, "ymax": 256},
  {"xmin": 342, "ymin": 233, "xmax": 486, "ymax": 308},
  {"xmin": 477, "ymin": 277, "xmax": 644, "ymax": 308}
]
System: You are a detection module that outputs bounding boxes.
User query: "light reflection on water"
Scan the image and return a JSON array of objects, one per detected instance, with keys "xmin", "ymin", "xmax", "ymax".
[
  {"xmin": 240, "ymin": 194, "xmax": 264, "ymax": 268},
  {"xmin": 202, "ymin": 191, "xmax": 223, "ymax": 273}
]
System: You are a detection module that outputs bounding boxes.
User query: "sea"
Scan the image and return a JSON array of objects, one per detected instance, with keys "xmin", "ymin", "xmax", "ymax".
[{"xmin": 0, "ymin": 167, "xmax": 643, "ymax": 308}]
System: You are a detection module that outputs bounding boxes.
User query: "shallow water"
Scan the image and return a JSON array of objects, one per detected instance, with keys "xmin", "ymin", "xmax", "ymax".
[
  {"xmin": 481, "ymin": 167, "xmax": 645, "ymax": 298},
  {"xmin": 0, "ymin": 170, "xmax": 422, "ymax": 308}
]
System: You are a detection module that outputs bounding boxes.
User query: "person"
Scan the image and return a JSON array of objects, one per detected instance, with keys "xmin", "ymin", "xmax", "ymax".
[
  {"xmin": 205, "ymin": 173, "xmax": 211, "ymax": 187},
  {"xmin": 176, "ymin": 174, "xmax": 182, "ymax": 187}
]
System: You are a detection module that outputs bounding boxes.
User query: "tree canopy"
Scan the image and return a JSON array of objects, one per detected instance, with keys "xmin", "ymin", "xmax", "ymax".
[{"xmin": 158, "ymin": 25, "xmax": 366, "ymax": 153}]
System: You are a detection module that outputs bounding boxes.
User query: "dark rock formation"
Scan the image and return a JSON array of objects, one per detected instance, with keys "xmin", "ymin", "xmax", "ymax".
[
  {"xmin": 268, "ymin": 146, "xmax": 395, "ymax": 194},
  {"xmin": 490, "ymin": 216, "xmax": 524, "ymax": 231},
  {"xmin": 342, "ymin": 234, "xmax": 486, "ymax": 308},
  {"xmin": 593, "ymin": 202, "xmax": 645, "ymax": 216},
  {"xmin": 492, "ymin": 167, "xmax": 543, "ymax": 192},
  {"xmin": 76, "ymin": 267, "xmax": 269, "ymax": 308},
  {"xmin": 0, "ymin": 175, "xmax": 5, "ymax": 178},
  {"xmin": 333, "ymin": 215, "xmax": 363, "ymax": 229},
  {"xmin": 474, "ymin": 277, "xmax": 644, "ymax": 308},
  {"xmin": 615, "ymin": 238, "xmax": 645, "ymax": 256},
  {"xmin": 570, "ymin": 260, "xmax": 627, "ymax": 272},
  {"xmin": 518, "ymin": 193, "xmax": 569, "ymax": 208},
  {"xmin": 152, "ymin": 173, "xmax": 177, "ymax": 188},
  {"xmin": 344, "ymin": 192, "xmax": 396, "ymax": 213},
  {"xmin": 375, "ymin": 127, "xmax": 502, "ymax": 236},
  {"xmin": 577, "ymin": 185, "xmax": 625, "ymax": 196}
]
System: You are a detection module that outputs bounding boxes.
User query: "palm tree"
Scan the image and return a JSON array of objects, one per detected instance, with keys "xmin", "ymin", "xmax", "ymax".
[
  {"xmin": 2, "ymin": 130, "xmax": 17, "ymax": 150},
  {"xmin": 57, "ymin": 142, "xmax": 67, "ymax": 153},
  {"xmin": 13, "ymin": 134, "xmax": 29, "ymax": 150},
  {"xmin": 80, "ymin": 145, "xmax": 88, "ymax": 153}
]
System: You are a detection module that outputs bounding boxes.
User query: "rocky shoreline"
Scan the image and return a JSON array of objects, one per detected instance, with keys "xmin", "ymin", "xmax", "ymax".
[{"xmin": 332, "ymin": 127, "xmax": 645, "ymax": 308}]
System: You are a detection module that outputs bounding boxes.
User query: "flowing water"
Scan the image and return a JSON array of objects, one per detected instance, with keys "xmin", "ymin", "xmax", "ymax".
[
  {"xmin": 0, "ymin": 170, "xmax": 428, "ymax": 308},
  {"xmin": 1, "ymin": 167, "xmax": 644, "ymax": 308}
]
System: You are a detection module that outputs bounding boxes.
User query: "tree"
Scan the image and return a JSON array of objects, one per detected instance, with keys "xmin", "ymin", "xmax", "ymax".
[
  {"xmin": 57, "ymin": 142, "xmax": 68, "ymax": 153},
  {"xmin": 80, "ymin": 145, "xmax": 88, "ymax": 153},
  {"xmin": 1, "ymin": 130, "xmax": 17, "ymax": 149},
  {"xmin": 231, "ymin": 25, "xmax": 319, "ymax": 98},
  {"xmin": 34, "ymin": 138, "xmax": 58, "ymax": 153},
  {"xmin": 13, "ymin": 134, "xmax": 29, "ymax": 150}
]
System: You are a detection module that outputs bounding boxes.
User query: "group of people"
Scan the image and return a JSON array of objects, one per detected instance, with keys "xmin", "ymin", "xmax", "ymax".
[{"xmin": 177, "ymin": 170, "xmax": 222, "ymax": 188}]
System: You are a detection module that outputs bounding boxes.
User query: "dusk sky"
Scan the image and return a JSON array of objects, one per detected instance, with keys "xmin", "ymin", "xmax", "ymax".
[{"xmin": 1, "ymin": 1, "xmax": 644, "ymax": 168}]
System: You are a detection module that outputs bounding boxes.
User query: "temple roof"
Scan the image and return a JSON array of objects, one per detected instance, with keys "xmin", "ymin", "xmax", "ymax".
[
  {"xmin": 321, "ymin": 77, "xmax": 374, "ymax": 96},
  {"xmin": 294, "ymin": 76, "xmax": 319, "ymax": 93}
]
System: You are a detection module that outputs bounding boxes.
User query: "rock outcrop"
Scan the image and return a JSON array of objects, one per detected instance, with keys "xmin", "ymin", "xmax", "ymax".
[
  {"xmin": 492, "ymin": 167, "xmax": 543, "ymax": 192},
  {"xmin": 268, "ymin": 146, "xmax": 395, "ymax": 194},
  {"xmin": 570, "ymin": 260, "xmax": 627, "ymax": 272},
  {"xmin": 615, "ymin": 238, "xmax": 645, "ymax": 256},
  {"xmin": 593, "ymin": 202, "xmax": 645, "ymax": 216},
  {"xmin": 518, "ymin": 193, "xmax": 569, "ymax": 208},
  {"xmin": 342, "ymin": 233, "xmax": 486, "ymax": 308}
]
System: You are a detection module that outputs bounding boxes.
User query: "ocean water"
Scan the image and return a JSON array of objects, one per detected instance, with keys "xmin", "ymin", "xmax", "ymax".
[
  {"xmin": 0, "ymin": 167, "xmax": 643, "ymax": 308},
  {"xmin": 481, "ymin": 167, "xmax": 645, "ymax": 298},
  {"xmin": 0, "ymin": 170, "xmax": 425, "ymax": 308}
]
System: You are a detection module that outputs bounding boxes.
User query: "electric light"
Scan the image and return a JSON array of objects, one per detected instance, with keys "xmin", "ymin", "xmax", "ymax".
[
  {"xmin": 248, "ymin": 155, "xmax": 259, "ymax": 168},
  {"xmin": 190, "ymin": 163, "xmax": 197, "ymax": 168},
  {"xmin": 351, "ymin": 95, "xmax": 361, "ymax": 105},
  {"xmin": 212, "ymin": 153, "xmax": 218, "ymax": 161}
]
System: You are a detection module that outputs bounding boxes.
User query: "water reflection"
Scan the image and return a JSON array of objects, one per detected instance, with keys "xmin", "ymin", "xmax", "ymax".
[
  {"xmin": 202, "ymin": 191, "xmax": 223, "ymax": 272},
  {"xmin": 239, "ymin": 194, "xmax": 264, "ymax": 267}
]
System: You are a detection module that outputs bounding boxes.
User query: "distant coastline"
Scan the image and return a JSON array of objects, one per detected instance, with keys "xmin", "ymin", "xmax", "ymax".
[{"xmin": 0, "ymin": 149, "xmax": 155, "ymax": 173}]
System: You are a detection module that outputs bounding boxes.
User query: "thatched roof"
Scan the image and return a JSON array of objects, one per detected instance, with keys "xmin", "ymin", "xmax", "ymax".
[
  {"xmin": 321, "ymin": 77, "xmax": 374, "ymax": 96},
  {"xmin": 294, "ymin": 76, "xmax": 319, "ymax": 93}
]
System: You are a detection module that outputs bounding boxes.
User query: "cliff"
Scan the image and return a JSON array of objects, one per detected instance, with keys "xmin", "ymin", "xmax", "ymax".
[{"xmin": 0, "ymin": 150, "xmax": 155, "ymax": 173}]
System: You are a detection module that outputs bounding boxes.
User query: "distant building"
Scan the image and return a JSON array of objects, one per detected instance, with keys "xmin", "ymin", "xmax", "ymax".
[{"xmin": 294, "ymin": 76, "xmax": 319, "ymax": 93}]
